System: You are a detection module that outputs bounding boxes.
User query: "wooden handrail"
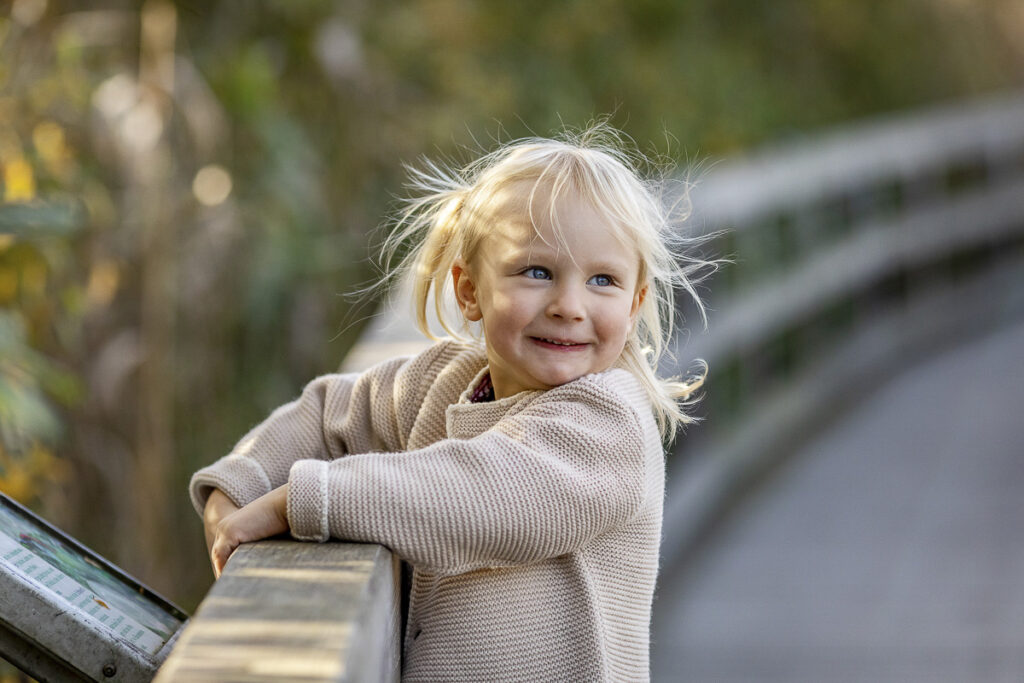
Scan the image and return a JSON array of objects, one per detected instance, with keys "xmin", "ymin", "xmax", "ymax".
[
  {"xmin": 690, "ymin": 91, "xmax": 1024, "ymax": 230},
  {"xmin": 155, "ymin": 540, "xmax": 400, "ymax": 683},
  {"xmin": 678, "ymin": 174, "xmax": 1024, "ymax": 367}
]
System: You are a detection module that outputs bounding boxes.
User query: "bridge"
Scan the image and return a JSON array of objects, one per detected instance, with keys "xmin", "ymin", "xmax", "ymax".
[
  {"xmin": 653, "ymin": 89, "xmax": 1024, "ymax": 681},
  {"xmin": 156, "ymin": 91, "xmax": 1024, "ymax": 681}
]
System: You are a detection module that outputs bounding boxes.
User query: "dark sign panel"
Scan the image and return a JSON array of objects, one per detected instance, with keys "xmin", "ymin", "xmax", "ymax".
[{"xmin": 0, "ymin": 493, "xmax": 187, "ymax": 681}]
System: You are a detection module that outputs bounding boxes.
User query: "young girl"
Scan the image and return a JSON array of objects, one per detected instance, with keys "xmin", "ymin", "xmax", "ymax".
[{"xmin": 190, "ymin": 125, "xmax": 708, "ymax": 682}]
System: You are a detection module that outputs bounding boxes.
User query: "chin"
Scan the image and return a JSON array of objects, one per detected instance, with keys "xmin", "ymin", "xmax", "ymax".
[{"xmin": 543, "ymin": 370, "xmax": 587, "ymax": 387}]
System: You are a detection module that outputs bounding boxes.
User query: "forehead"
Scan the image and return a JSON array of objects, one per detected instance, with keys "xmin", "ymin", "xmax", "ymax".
[{"xmin": 482, "ymin": 181, "xmax": 635, "ymax": 253}]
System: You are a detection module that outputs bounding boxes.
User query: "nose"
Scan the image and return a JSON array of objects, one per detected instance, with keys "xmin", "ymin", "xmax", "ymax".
[{"xmin": 546, "ymin": 282, "xmax": 586, "ymax": 321}]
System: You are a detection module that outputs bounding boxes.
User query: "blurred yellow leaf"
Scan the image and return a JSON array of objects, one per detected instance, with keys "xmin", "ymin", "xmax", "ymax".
[
  {"xmin": 3, "ymin": 157, "xmax": 36, "ymax": 201},
  {"xmin": 86, "ymin": 259, "xmax": 119, "ymax": 307},
  {"xmin": 0, "ymin": 465, "xmax": 33, "ymax": 502},
  {"xmin": 32, "ymin": 120, "xmax": 72, "ymax": 177},
  {"xmin": 0, "ymin": 442, "xmax": 65, "ymax": 504},
  {"xmin": 0, "ymin": 268, "xmax": 16, "ymax": 303}
]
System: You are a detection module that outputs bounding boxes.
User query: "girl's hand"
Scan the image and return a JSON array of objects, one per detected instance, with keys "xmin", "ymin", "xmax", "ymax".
[
  {"xmin": 209, "ymin": 485, "xmax": 290, "ymax": 578},
  {"xmin": 203, "ymin": 489, "xmax": 240, "ymax": 557}
]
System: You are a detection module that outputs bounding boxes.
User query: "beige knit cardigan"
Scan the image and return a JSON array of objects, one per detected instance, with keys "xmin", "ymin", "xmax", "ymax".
[{"xmin": 190, "ymin": 340, "xmax": 665, "ymax": 682}]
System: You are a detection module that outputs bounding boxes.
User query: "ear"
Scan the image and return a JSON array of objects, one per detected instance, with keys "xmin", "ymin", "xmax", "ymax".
[
  {"xmin": 630, "ymin": 284, "xmax": 648, "ymax": 323},
  {"xmin": 452, "ymin": 259, "xmax": 483, "ymax": 322}
]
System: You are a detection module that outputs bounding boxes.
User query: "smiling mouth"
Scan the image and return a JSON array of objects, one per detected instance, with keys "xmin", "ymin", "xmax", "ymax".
[{"xmin": 531, "ymin": 337, "xmax": 587, "ymax": 349}]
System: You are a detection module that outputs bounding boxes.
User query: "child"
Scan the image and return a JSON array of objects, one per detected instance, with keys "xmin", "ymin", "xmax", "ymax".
[{"xmin": 190, "ymin": 124, "xmax": 708, "ymax": 682}]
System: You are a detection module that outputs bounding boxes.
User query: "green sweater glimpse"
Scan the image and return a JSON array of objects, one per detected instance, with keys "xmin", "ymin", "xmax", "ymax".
[{"xmin": 190, "ymin": 339, "xmax": 664, "ymax": 682}]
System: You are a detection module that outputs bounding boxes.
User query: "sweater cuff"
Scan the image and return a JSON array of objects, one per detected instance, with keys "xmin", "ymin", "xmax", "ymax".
[
  {"xmin": 189, "ymin": 455, "xmax": 274, "ymax": 517},
  {"xmin": 288, "ymin": 460, "xmax": 330, "ymax": 542}
]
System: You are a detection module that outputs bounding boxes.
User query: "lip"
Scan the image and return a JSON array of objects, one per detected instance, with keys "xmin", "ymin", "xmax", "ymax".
[{"xmin": 530, "ymin": 336, "xmax": 589, "ymax": 350}]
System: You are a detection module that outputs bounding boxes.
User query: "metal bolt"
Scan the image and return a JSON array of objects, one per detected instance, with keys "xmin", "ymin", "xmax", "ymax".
[{"xmin": 102, "ymin": 663, "xmax": 117, "ymax": 678}]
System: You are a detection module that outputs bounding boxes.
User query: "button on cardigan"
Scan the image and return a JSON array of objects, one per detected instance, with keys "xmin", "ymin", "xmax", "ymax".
[{"xmin": 190, "ymin": 340, "xmax": 665, "ymax": 682}]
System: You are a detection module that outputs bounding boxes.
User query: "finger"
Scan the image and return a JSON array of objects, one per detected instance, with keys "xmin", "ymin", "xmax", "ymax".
[
  {"xmin": 213, "ymin": 541, "xmax": 230, "ymax": 578},
  {"xmin": 210, "ymin": 535, "xmax": 236, "ymax": 579},
  {"xmin": 211, "ymin": 545, "xmax": 226, "ymax": 579}
]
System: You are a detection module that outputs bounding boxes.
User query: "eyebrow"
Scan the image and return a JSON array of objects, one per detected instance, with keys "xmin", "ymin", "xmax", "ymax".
[
  {"xmin": 501, "ymin": 248, "xmax": 633, "ymax": 276},
  {"xmin": 586, "ymin": 259, "xmax": 633, "ymax": 274},
  {"xmin": 492, "ymin": 227, "xmax": 636, "ymax": 274}
]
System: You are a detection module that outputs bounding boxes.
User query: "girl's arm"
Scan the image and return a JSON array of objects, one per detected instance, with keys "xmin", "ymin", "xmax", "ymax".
[
  {"xmin": 287, "ymin": 371, "xmax": 654, "ymax": 575},
  {"xmin": 190, "ymin": 371, "xmax": 364, "ymax": 513},
  {"xmin": 188, "ymin": 342, "xmax": 453, "ymax": 515}
]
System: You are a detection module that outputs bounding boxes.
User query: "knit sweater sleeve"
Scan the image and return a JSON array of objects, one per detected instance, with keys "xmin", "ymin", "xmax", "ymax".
[
  {"xmin": 188, "ymin": 342, "xmax": 459, "ymax": 515},
  {"xmin": 286, "ymin": 373, "xmax": 650, "ymax": 575}
]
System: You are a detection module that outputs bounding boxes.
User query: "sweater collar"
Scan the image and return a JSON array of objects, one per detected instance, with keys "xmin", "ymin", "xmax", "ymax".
[{"xmin": 445, "ymin": 366, "xmax": 542, "ymax": 439}]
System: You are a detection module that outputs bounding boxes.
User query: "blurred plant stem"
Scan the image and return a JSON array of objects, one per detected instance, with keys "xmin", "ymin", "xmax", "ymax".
[{"xmin": 132, "ymin": 0, "xmax": 177, "ymax": 590}]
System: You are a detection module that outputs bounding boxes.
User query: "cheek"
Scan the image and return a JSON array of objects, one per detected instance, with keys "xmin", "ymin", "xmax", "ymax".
[
  {"xmin": 602, "ymin": 298, "xmax": 639, "ymax": 329},
  {"xmin": 490, "ymin": 288, "xmax": 534, "ymax": 319},
  {"xmin": 480, "ymin": 290, "xmax": 526, "ymax": 336}
]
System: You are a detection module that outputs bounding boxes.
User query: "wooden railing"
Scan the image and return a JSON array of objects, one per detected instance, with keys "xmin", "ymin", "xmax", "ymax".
[
  {"xmin": 155, "ymin": 541, "xmax": 400, "ymax": 682},
  {"xmin": 663, "ymin": 90, "xmax": 1024, "ymax": 571}
]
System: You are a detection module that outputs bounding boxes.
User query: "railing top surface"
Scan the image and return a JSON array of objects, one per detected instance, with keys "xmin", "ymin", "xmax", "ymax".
[
  {"xmin": 155, "ymin": 540, "xmax": 398, "ymax": 683},
  {"xmin": 690, "ymin": 90, "xmax": 1024, "ymax": 228}
]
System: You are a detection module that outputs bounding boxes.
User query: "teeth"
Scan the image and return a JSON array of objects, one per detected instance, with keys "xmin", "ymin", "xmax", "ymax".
[{"xmin": 540, "ymin": 338, "xmax": 576, "ymax": 346}]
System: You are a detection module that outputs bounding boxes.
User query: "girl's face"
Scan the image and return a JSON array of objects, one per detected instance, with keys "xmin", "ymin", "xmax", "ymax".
[{"xmin": 452, "ymin": 184, "xmax": 646, "ymax": 399}]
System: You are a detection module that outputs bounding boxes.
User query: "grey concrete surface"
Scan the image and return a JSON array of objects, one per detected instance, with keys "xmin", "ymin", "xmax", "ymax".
[{"xmin": 653, "ymin": 318, "xmax": 1024, "ymax": 682}]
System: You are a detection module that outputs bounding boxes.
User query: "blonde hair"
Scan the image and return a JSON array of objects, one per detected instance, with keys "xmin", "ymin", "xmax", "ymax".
[{"xmin": 380, "ymin": 123, "xmax": 713, "ymax": 441}]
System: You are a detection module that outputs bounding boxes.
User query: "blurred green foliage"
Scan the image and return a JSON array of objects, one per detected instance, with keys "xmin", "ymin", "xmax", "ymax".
[{"xmin": 0, "ymin": 0, "xmax": 1020, "ymax": 608}]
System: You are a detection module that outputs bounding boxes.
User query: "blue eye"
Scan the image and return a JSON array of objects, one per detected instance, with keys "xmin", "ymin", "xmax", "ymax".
[
  {"xmin": 524, "ymin": 267, "xmax": 551, "ymax": 280},
  {"xmin": 588, "ymin": 274, "xmax": 613, "ymax": 287}
]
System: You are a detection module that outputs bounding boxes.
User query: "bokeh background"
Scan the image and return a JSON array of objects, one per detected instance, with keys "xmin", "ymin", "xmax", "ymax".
[{"xmin": 1, "ymin": 0, "xmax": 1023, "ymax": 678}]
